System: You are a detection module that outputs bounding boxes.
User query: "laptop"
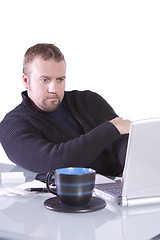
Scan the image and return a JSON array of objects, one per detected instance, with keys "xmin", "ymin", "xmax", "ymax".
[{"xmin": 94, "ymin": 118, "xmax": 160, "ymax": 207}]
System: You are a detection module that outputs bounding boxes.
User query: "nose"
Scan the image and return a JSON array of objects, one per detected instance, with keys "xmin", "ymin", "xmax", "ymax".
[{"xmin": 48, "ymin": 80, "xmax": 58, "ymax": 93}]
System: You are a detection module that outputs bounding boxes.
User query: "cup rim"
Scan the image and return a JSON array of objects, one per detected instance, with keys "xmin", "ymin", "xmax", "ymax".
[{"xmin": 55, "ymin": 167, "xmax": 95, "ymax": 175}]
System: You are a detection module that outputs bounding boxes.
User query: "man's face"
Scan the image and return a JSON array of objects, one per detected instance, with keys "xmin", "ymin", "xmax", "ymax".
[{"xmin": 23, "ymin": 57, "xmax": 66, "ymax": 112}]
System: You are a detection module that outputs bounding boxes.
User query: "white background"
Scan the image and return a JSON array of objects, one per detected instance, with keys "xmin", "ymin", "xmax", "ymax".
[{"xmin": 0, "ymin": 0, "xmax": 160, "ymax": 121}]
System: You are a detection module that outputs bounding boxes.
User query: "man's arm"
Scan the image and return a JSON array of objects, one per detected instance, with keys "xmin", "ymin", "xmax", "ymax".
[{"xmin": 0, "ymin": 118, "xmax": 121, "ymax": 173}]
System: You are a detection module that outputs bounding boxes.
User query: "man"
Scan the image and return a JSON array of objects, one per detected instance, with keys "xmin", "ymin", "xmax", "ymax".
[{"xmin": 0, "ymin": 43, "xmax": 131, "ymax": 175}]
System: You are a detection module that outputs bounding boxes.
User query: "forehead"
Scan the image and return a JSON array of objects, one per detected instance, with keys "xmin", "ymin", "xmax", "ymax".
[{"xmin": 28, "ymin": 57, "xmax": 66, "ymax": 77}]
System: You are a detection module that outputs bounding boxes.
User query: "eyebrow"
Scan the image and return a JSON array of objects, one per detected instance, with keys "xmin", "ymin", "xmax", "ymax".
[
  {"xmin": 39, "ymin": 75, "xmax": 66, "ymax": 79},
  {"xmin": 57, "ymin": 76, "xmax": 66, "ymax": 79},
  {"xmin": 39, "ymin": 75, "xmax": 50, "ymax": 79}
]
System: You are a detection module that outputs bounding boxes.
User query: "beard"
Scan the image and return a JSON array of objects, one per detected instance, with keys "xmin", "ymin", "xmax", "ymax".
[
  {"xmin": 30, "ymin": 95, "xmax": 62, "ymax": 112},
  {"xmin": 40, "ymin": 97, "xmax": 61, "ymax": 112},
  {"xmin": 27, "ymin": 81, "xmax": 64, "ymax": 112}
]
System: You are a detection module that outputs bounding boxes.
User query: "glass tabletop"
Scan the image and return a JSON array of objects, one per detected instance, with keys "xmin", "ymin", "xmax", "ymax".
[{"xmin": 0, "ymin": 162, "xmax": 160, "ymax": 240}]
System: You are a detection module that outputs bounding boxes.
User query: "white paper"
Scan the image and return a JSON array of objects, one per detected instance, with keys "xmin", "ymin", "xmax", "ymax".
[
  {"xmin": 1, "ymin": 172, "xmax": 25, "ymax": 184},
  {"xmin": 0, "ymin": 180, "xmax": 46, "ymax": 197}
]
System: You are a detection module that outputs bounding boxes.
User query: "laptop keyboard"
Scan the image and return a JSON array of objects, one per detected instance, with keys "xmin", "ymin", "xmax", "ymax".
[
  {"xmin": 104, "ymin": 187, "xmax": 122, "ymax": 197},
  {"xmin": 95, "ymin": 182, "xmax": 122, "ymax": 198}
]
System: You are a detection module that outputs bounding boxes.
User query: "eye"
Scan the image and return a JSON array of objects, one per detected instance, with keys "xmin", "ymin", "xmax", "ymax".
[
  {"xmin": 57, "ymin": 77, "xmax": 65, "ymax": 83},
  {"xmin": 41, "ymin": 78, "xmax": 48, "ymax": 83}
]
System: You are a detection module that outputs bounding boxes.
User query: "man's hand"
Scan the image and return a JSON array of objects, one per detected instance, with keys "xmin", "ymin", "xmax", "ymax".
[{"xmin": 110, "ymin": 117, "xmax": 131, "ymax": 135}]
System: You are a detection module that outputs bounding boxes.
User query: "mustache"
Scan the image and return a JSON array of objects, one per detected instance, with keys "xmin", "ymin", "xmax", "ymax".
[{"xmin": 46, "ymin": 94, "xmax": 59, "ymax": 99}]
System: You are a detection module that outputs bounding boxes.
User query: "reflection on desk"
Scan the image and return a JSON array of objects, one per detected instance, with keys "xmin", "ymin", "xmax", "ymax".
[{"xmin": 0, "ymin": 163, "xmax": 160, "ymax": 240}]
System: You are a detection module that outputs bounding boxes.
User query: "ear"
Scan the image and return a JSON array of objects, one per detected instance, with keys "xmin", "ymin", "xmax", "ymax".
[{"xmin": 22, "ymin": 74, "xmax": 29, "ymax": 90}]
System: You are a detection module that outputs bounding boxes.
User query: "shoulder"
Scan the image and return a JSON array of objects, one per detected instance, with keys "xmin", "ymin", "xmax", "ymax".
[
  {"xmin": 0, "ymin": 92, "xmax": 36, "ymax": 129},
  {"xmin": 64, "ymin": 90, "xmax": 110, "ymax": 107},
  {"xmin": 64, "ymin": 90, "xmax": 114, "ymax": 116},
  {"xmin": 0, "ymin": 104, "xmax": 23, "ymax": 122},
  {"xmin": 64, "ymin": 90, "xmax": 102, "ymax": 101},
  {"xmin": 0, "ymin": 91, "xmax": 41, "ymax": 123}
]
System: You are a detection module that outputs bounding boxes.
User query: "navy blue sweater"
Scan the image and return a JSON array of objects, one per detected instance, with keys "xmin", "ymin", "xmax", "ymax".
[{"xmin": 0, "ymin": 90, "xmax": 128, "ymax": 175}]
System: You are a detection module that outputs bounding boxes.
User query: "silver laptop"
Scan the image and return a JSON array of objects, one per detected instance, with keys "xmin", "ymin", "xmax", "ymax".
[{"xmin": 94, "ymin": 118, "xmax": 160, "ymax": 207}]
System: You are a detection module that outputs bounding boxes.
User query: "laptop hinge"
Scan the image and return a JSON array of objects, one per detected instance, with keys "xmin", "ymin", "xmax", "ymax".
[
  {"xmin": 121, "ymin": 196, "xmax": 160, "ymax": 207},
  {"xmin": 120, "ymin": 196, "xmax": 128, "ymax": 206}
]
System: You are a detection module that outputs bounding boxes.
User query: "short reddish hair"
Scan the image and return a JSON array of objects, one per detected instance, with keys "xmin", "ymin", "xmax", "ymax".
[{"xmin": 23, "ymin": 43, "xmax": 65, "ymax": 75}]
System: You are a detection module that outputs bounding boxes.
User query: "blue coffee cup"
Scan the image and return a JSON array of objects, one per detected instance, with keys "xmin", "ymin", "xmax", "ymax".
[{"xmin": 46, "ymin": 167, "xmax": 96, "ymax": 207}]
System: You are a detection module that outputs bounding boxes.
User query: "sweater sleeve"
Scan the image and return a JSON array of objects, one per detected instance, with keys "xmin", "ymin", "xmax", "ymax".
[{"xmin": 0, "ymin": 116, "xmax": 121, "ymax": 173}]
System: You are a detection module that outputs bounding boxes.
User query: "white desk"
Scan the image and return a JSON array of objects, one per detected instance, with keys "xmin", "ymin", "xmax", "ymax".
[{"xmin": 0, "ymin": 162, "xmax": 160, "ymax": 240}]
